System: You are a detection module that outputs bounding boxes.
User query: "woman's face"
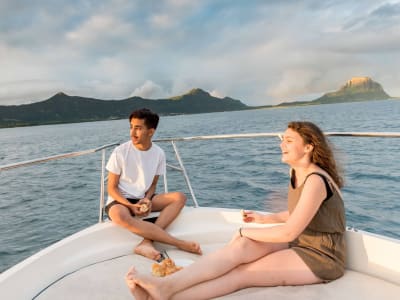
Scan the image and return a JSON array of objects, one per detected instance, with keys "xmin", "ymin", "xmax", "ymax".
[{"xmin": 280, "ymin": 128, "xmax": 311, "ymax": 165}]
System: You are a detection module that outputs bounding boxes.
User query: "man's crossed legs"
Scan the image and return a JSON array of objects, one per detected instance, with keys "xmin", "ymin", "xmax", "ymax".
[{"xmin": 107, "ymin": 192, "xmax": 202, "ymax": 261}]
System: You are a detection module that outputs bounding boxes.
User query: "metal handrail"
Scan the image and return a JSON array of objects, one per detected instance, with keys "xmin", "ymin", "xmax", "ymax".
[
  {"xmin": 0, "ymin": 142, "xmax": 120, "ymax": 223},
  {"xmin": 2, "ymin": 132, "xmax": 397, "ymax": 173},
  {"xmin": 153, "ymin": 131, "xmax": 400, "ymax": 209},
  {"xmin": 324, "ymin": 132, "xmax": 400, "ymax": 138},
  {"xmin": 0, "ymin": 143, "xmax": 120, "ymax": 172},
  {"xmin": 153, "ymin": 132, "xmax": 400, "ymax": 143},
  {"xmin": 171, "ymin": 141, "xmax": 199, "ymax": 207},
  {"xmin": 1, "ymin": 132, "xmax": 399, "ymax": 223}
]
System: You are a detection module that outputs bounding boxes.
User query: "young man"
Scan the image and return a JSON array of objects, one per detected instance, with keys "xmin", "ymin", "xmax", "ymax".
[{"xmin": 106, "ymin": 108, "xmax": 202, "ymax": 261}]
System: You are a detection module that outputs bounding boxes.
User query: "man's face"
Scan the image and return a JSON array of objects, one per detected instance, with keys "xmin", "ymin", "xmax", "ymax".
[{"xmin": 130, "ymin": 118, "xmax": 154, "ymax": 148}]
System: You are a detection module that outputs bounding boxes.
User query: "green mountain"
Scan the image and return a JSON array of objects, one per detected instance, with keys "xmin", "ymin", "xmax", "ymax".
[
  {"xmin": 312, "ymin": 77, "xmax": 390, "ymax": 104},
  {"xmin": 0, "ymin": 78, "xmax": 394, "ymax": 128},
  {"xmin": 277, "ymin": 77, "xmax": 391, "ymax": 107},
  {"xmin": 0, "ymin": 88, "xmax": 249, "ymax": 128}
]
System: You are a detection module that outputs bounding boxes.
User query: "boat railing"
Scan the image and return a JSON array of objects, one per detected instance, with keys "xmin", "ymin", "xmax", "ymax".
[
  {"xmin": 1, "ymin": 132, "xmax": 399, "ymax": 224},
  {"xmin": 154, "ymin": 131, "xmax": 400, "ymax": 214},
  {"xmin": 0, "ymin": 143, "xmax": 121, "ymax": 223}
]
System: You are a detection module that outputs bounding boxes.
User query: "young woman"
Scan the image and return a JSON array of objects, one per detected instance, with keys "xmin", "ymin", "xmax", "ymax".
[{"xmin": 125, "ymin": 121, "xmax": 346, "ymax": 300}]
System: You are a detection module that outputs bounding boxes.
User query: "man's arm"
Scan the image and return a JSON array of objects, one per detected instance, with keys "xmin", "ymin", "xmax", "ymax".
[
  {"xmin": 144, "ymin": 175, "xmax": 160, "ymax": 200},
  {"xmin": 107, "ymin": 171, "xmax": 135, "ymax": 207}
]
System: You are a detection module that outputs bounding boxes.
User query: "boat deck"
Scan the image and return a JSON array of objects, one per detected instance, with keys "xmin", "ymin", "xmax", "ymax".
[
  {"xmin": 34, "ymin": 207, "xmax": 399, "ymax": 300},
  {"xmin": 1, "ymin": 207, "xmax": 399, "ymax": 299},
  {"xmin": 36, "ymin": 248, "xmax": 399, "ymax": 300}
]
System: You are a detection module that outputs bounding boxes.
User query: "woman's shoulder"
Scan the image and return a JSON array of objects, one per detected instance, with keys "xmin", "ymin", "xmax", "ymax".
[
  {"xmin": 304, "ymin": 168, "xmax": 342, "ymax": 198},
  {"xmin": 301, "ymin": 168, "xmax": 332, "ymax": 189},
  {"xmin": 305, "ymin": 169, "xmax": 330, "ymax": 181},
  {"xmin": 303, "ymin": 171, "xmax": 328, "ymax": 187}
]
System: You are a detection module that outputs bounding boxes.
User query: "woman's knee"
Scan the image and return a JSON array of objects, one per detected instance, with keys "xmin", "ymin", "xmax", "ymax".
[
  {"xmin": 224, "ymin": 237, "xmax": 250, "ymax": 261},
  {"xmin": 228, "ymin": 237, "xmax": 275, "ymax": 264}
]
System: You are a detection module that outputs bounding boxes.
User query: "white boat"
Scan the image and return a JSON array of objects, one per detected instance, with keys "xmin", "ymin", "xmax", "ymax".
[{"xmin": 0, "ymin": 132, "xmax": 399, "ymax": 300}]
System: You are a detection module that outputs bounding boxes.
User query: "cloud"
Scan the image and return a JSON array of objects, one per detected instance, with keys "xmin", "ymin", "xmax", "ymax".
[
  {"xmin": 0, "ymin": 79, "xmax": 63, "ymax": 104},
  {"xmin": 1, "ymin": 0, "xmax": 400, "ymax": 106},
  {"xmin": 210, "ymin": 90, "xmax": 224, "ymax": 99},
  {"xmin": 149, "ymin": 14, "xmax": 175, "ymax": 29},
  {"xmin": 129, "ymin": 80, "xmax": 166, "ymax": 99}
]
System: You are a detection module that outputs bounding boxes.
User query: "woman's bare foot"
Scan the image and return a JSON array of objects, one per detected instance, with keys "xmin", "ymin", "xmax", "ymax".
[
  {"xmin": 134, "ymin": 239, "xmax": 161, "ymax": 261},
  {"xmin": 133, "ymin": 271, "xmax": 171, "ymax": 300},
  {"xmin": 177, "ymin": 240, "xmax": 202, "ymax": 255},
  {"xmin": 125, "ymin": 267, "xmax": 150, "ymax": 300}
]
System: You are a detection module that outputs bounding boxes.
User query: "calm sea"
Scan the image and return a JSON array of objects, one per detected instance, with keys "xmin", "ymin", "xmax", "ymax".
[{"xmin": 0, "ymin": 99, "xmax": 399, "ymax": 272}]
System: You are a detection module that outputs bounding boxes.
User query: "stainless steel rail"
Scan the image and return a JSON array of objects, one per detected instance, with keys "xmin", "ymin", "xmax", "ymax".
[
  {"xmin": 1, "ymin": 132, "xmax": 399, "ymax": 223},
  {"xmin": 0, "ymin": 143, "xmax": 120, "ymax": 172},
  {"xmin": 154, "ymin": 132, "xmax": 400, "ymax": 143},
  {"xmin": 0, "ymin": 143, "xmax": 120, "ymax": 223},
  {"xmin": 325, "ymin": 132, "xmax": 400, "ymax": 138}
]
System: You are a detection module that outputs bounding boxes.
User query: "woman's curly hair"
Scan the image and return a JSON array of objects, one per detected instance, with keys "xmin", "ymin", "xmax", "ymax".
[{"xmin": 288, "ymin": 121, "xmax": 344, "ymax": 188}]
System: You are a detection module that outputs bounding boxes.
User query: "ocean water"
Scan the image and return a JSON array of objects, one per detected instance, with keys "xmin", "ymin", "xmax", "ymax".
[{"xmin": 0, "ymin": 99, "xmax": 399, "ymax": 272}]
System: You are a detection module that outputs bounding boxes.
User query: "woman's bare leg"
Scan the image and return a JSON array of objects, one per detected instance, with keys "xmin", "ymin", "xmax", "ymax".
[
  {"xmin": 128, "ymin": 248, "xmax": 321, "ymax": 300},
  {"xmin": 127, "ymin": 236, "xmax": 288, "ymax": 300},
  {"xmin": 171, "ymin": 248, "xmax": 322, "ymax": 300}
]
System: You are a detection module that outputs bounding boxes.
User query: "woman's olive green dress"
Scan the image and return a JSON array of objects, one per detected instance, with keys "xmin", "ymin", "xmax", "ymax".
[{"xmin": 288, "ymin": 172, "xmax": 346, "ymax": 281}]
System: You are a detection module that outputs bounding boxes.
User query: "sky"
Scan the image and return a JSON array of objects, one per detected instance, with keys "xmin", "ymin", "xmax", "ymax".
[{"xmin": 1, "ymin": 0, "xmax": 400, "ymax": 106}]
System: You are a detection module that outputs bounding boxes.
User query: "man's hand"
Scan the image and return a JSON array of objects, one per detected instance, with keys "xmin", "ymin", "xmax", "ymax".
[{"xmin": 131, "ymin": 198, "xmax": 152, "ymax": 217}]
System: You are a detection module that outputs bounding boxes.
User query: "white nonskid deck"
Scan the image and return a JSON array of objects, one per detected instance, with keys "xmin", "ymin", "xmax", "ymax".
[
  {"xmin": 1, "ymin": 207, "xmax": 399, "ymax": 299},
  {"xmin": 35, "ymin": 248, "xmax": 399, "ymax": 300}
]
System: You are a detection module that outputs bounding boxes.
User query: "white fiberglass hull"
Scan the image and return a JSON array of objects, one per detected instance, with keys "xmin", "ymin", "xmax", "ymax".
[{"xmin": 0, "ymin": 207, "xmax": 399, "ymax": 299}]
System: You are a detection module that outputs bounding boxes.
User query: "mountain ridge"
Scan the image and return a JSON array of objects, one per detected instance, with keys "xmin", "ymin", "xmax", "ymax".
[
  {"xmin": 0, "ymin": 88, "xmax": 249, "ymax": 128},
  {"xmin": 0, "ymin": 77, "xmax": 396, "ymax": 128}
]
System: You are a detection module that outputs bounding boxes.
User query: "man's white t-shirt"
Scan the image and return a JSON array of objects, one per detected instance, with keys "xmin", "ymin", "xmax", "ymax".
[{"xmin": 106, "ymin": 141, "xmax": 166, "ymax": 205}]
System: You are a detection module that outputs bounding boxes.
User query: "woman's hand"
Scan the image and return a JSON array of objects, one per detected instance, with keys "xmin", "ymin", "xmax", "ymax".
[{"xmin": 242, "ymin": 210, "xmax": 265, "ymax": 223}]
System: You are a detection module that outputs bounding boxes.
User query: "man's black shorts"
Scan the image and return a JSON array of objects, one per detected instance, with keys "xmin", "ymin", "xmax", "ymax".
[{"xmin": 105, "ymin": 195, "xmax": 157, "ymax": 223}]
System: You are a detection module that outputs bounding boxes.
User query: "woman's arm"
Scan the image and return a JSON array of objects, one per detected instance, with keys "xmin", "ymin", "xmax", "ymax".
[
  {"xmin": 240, "ymin": 174, "xmax": 327, "ymax": 243},
  {"xmin": 243, "ymin": 210, "xmax": 289, "ymax": 224}
]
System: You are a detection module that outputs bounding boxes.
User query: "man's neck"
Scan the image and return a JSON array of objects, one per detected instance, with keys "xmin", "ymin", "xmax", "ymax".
[{"xmin": 133, "ymin": 141, "xmax": 152, "ymax": 151}]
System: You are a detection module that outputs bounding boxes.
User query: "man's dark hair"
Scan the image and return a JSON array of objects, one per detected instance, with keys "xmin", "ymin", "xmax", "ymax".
[{"xmin": 129, "ymin": 108, "xmax": 160, "ymax": 129}]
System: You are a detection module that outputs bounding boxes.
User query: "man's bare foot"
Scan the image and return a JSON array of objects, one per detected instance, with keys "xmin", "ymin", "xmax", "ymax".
[
  {"xmin": 177, "ymin": 240, "xmax": 202, "ymax": 255},
  {"xmin": 125, "ymin": 267, "xmax": 150, "ymax": 300},
  {"xmin": 134, "ymin": 239, "xmax": 161, "ymax": 261}
]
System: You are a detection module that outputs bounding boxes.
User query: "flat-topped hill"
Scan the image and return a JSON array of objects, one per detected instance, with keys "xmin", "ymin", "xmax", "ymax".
[
  {"xmin": 312, "ymin": 77, "xmax": 390, "ymax": 104},
  {"xmin": 277, "ymin": 77, "xmax": 392, "ymax": 107}
]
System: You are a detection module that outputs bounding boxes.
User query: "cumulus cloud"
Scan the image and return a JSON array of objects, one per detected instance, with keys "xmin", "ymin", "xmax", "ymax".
[
  {"xmin": 1, "ymin": 0, "xmax": 400, "ymax": 106},
  {"xmin": 0, "ymin": 79, "xmax": 64, "ymax": 104},
  {"xmin": 149, "ymin": 14, "xmax": 175, "ymax": 29},
  {"xmin": 129, "ymin": 81, "xmax": 166, "ymax": 99},
  {"xmin": 210, "ymin": 90, "xmax": 225, "ymax": 99}
]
